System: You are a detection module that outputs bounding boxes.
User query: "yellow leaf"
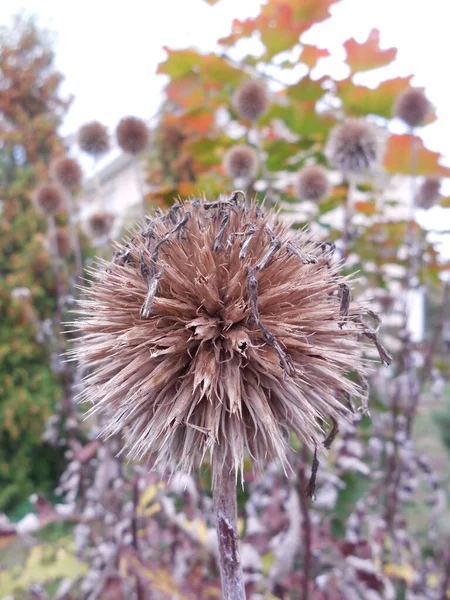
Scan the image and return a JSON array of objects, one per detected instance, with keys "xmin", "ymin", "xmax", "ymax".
[
  {"xmin": 384, "ymin": 562, "xmax": 415, "ymax": 585},
  {"xmin": 137, "ymin": 482, "xmax": 165, "ymax": 514},
  {"xmin": 183, "ymin": 518, "xmax": 209, "ymax": 545},
  {"xmin": 261, "ymin": 551, "xmax": 275, "ymax": 575}
]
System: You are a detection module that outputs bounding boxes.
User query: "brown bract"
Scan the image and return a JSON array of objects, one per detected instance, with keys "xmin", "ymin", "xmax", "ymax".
[
  {"xmin": 116, "ymin": 117, "xmax": 149, "ymax": 155},
  {"xmin": 73, "ymin": 195, "xmax": 389, "ymax": 479},
  {"xmin": 326, "ymin": 119, "xmax": 383, "ymax": 175},
  {"xmin": 394, "ymin": 89, "xmax": 430, "ymax": 128},
  {"xmin": 296, "ymin": 165, "xmax": 330, "ymax": 201},
  {"xmin": 78, "ymin": 121, "xmax": 110, "ymax": 156},
  {"xmin": 223, "ymin": 145, "xmax": 258, "ymax": 180},
  {"xmin": 416, "ymin": 177, "xmax": 441, "ymax": 210},
  {"xmin": 233, "ymin": 81, "xmax": 268, "ymax": 121},
  {"xmin": 34, "ymin": 183, "xmax": 65, "ymax": 214},
  {"xmin": 51, "ymin": 157, "xmax": 82, "ymax": 189}
]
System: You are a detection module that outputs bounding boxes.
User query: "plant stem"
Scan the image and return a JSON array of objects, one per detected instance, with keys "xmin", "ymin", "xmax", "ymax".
[
  {"xmin": 341, "ymin": 177, "xmax": 355, "ymax": 260},
  {"xmin": 212, "ymin": 462, "xmax": 245, "ymax": 600},
  {"xmin": 65, "ymin": 190, "xmax": 83, "ymax": 283},
  {"xmin": 133, "ymin": 156, "xmax": 147, "ymax": 217},
  {"xmin": 299, "ymin": 446, "xmax": 312, "ymax": 600}
]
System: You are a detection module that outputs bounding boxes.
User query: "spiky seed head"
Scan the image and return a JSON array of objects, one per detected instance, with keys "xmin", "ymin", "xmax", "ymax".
[
  {"xmin": 34, "ymin": 183, "xmax": 65, "ymax": 214},
  {"xmin": 233, "ymin": 81, "xmax": 269, "ymax": 121},
  {"xmin": 394, "ymin": 89, "xmax": 430, "ymax": 128},
  {"xmin": 326, "ymin": 119, "xmax": 383, "ymax": 174},
  {"xmin": 223, "ymin": 145, "xmax": 258, "ymax": 180},
  {"xmin": 56, "ymin": 228, "xmax": 72, "ymax": 256},
  {"xmin": 73, "ymin": 195, "xmax": 388, "ymax": 480},
  {"xmin": 88, "ymin": 212, "xmax": 114, "ymax": 237},
  {"xmin": 116, "ymin": 117, "xmax": 149, "ymax": 155},
  {"xmin": 296, "ymin": 165, "xmax": 330, "ymax": 201},
  {"xmin": 78, "ymin": 121, "xmax": 110, "ymax": 156},
  {"xmin": 416, "ymin": 177, "xmax": 441, "ymax": 209},
  {"xmin": 51, "ymin": 157, "xmax": 82, "ymax": 189}
]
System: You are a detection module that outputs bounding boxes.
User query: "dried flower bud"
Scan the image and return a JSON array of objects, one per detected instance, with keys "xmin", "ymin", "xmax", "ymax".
[
  {"xmin": 51, "ymin": 157, "xmax": 82, "ymax": 189},
  {"xmin": 296, "ymin": 165, "xmax": 330, "ymax": 201},
  {"xmin": 326, "ymin": 119, "xmax": 383, "ymax": 175},
  {"xmin": 34, "ymin": 183, "xmax": 65, "ymax": 214},
  {"xmin": 88, "ymin": 212, "xmax": 114, "ymax": 237},
  {"xmin": 78, "ymin": 121, "xmax": 110, "ymax": 156},
  {"xmin": 394, "ymin": 89, "xmax": 430, "ymax": 128},
  {"xmin": 223, "ymin": 145, "xmax": 258, "ymax": 180},
  {"xmin": 56, "ymin": 227, "xmax": 72, "ymax": 256},
  {"xmin": 233, "ymin": 81, "xmax": 268, "ymax": 121},
  {"xmin": 416, "ymin": 177, "xmax": 441, "ymax": 209},
  {"xmin": 116, "ymin": 117, "xmax": 149, "ymax": 155},
  {"xmin": 73, "ymin": 194, "xmax": 389, "ymax": 479}
]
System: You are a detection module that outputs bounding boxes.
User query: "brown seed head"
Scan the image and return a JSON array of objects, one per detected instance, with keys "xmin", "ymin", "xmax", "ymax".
[
  {"xmin": 416, "ymin": 177, "xmax": 441, "ymax": 209},
  {"xmin": 78, "ymin": 121, "xmax": 110, "ymax": 156},
  {"xmin": 56, "ymin": 227, "xmax": 72, "ymax": 256},
  {"xmin": 233, "ymin": 81, "xmax": 269, "ymax": 121},
  {"xmin": 34, "ymin": 183, "xmax": 65, "ymax": 214},
  {"xmin": 51, "ymin": 157, "xmax": 82, "ymax": 189},
  {"xmin": 73, "ymin": 195, "xmax": 389, "ymax": 479},
  {"xmin": 394, "ymin": 89, "xmax": 430, "ymax": 128},
  {"xmin": 88, "ymin": 212, "xmax": 114, "ymax": 237},
  {"xmin": 223, "ymin": 145, "xmax": 258, "ymax": 180},
  {"xmin": 160, "ymin": 121, "xmax": 184, "ymax": 150},
  {"xmin": 326, "ymin": 119, "xmax": 383, "ymax": 174},
  {"xmin": 296, "ymin": 165, "xmax": 330, "ymax": 201},
  {"xmin": 116, "ymin": 117, "xmax": 149, "ymax": 155}
]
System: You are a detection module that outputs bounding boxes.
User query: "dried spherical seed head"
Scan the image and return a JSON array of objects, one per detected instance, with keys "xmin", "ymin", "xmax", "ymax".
[
  {"xmin": 223, "ymin": 145, "xmax": 258, "ymax": 180},
  {"xmin": 116, "ymin": 117, "xmax": 149, "ymax": 155},
  {"xmin": 73, "ymin": 195, "xmax": 390, "ymax": 480},
  {"xmin": 51, "ymin": 157, "xmax": 82, "ymax": 189},
  {"xmin": 416, "ymin": 177, "xmax": 441, "ymax": 209},
  {"xmin": 326, "ymin": 119, "xmax": 383, "ymax": 175},
  {"xmin": 34, "ymin": 183, "xmax": 65, "ymax": 214},
  {"xmin": 394, "ymin": 89, "xmax": 430, "ymax": 128},
  {"xmin": 233, "ymin": 81, "xmax": 268, "ymax": 121},
  {"xmin": 78, "ymin": 121, "xmax": 110, "ymax": 156},
  {"xmin": 88, "ymin": 212, "xmax": 114, "ymax": 237},
  {"xmin": 296, "ymin": 165, "xmax": 330, "ymax": 201}
]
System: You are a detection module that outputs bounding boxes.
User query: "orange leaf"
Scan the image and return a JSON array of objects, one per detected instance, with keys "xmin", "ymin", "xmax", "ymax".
[
  {"xmin": 384, "ymin": 134, "xmax": 450, "ymax": 177},
  {"xmin": 354, "ymin": 200, "xmax": 377, "ymax": 216},
  {"xmin": 300, "ymin": 45, "xmax": 330, "ymax": 69},
  {"xmin": 344, "ymin": 29, "xmax": 397, "ymax": 72}
]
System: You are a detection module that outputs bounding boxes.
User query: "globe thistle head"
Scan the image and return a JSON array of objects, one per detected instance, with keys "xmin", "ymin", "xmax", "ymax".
[
  {"xmin": 416, "ymin": 177, "xmax": 441, "ymax": 209},
  {"xmin": 223, "ymin": 145, "xmax": 258, "ymax": 180},
  {"xmin": 232, "ymin": 81, "xmax": 269, "ymax": 121},
  {"xmin": 51, "ymin": 157, "xmax": 82, "ymax": 189},
  {"xmin": 78, "ymin": 121, "xmax": 110, "ymax": 157},
  {"xmin": 326, "ymin": 119, "xmax": 383, "ymax": 175},
  {"xmin": 72, "ymin": 194, "xmax": 389, "ymax": 481},
  {"xmin": 56, "ymin": 227, "xmax": 72, "ymax": 256},
  {"xmin": 34, "ymin": 183, "xmax": 65, "ymax": 214},
  {"xmin": 116, "ymin": 117, "xmax": 149, "ymax": 155},
  {"xmin": 394, "ymin": 89, "xmax": 430, "ymax": 128},
  {"xmin": 296, "ymin": 165, "xmax": 331, "ymax": 201},
  {"xmin": 88, "ymin": 212, "xmax": 114, "ymax": 238}
]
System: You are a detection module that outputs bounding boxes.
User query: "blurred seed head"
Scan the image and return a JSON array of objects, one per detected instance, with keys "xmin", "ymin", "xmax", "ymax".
[
  {"xmin": 34, "ymin": 183, "xmax": 65, "ymax": 214},
  {"xmin": 233, "ymin": 81, "xmax": 269, "ymax": 121},
  {"xmin": 394, "ymin": 89, "xmax": 430, "ymax": 128},
  {"xmin": 51, "ymin": 157, "xmax": 82, "ymax": 190},
  {"xmin": 172, "ymin": 153, "xmax": 194, "ymax": 181},
  {"xmin": 160, "ymin": 121, "xmax": 184, "ymax": 151},
  {"xmin": 116, "ymin": 117, "xmax": 149, "ymax": 155},
  {"xmin": 72, "ymin": 195, "xmax": 387, "ymax": 479},
  {"xmin": 326, "ymin": 119, "xmax": 383, "ymax": 175},
  {"xmin": 88, "ymin": 212, "xmax": 114, "ymax": 238},
  {"xmin": 296, "ymin": 165, "xmax": 330, "ymax": 201},
  {"xmin": 223, "ymin": 145, "xmax": 258, "ymax": 180},
  {"xmin": 416, "ymin": 177, "xmax": 441, "ymax": 209},
  {"xmin": 56, "ymin": 228, "xmax": 72, "ymax": 256},
  {"xmin": 78, "ymin": 121, "xmax": 110, "ymax": 157}
]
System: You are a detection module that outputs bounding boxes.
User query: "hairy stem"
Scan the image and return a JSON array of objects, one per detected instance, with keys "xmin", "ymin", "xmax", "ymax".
[
  {"xmin": 341, "ymin": 177, "xmax": 356, "ymax": 260},
  {"xmin": 299, "ymin": 446, "xmax": 312, "ymax": 600},
  {"xmin": 65, "ymin": 190, "xmax": 83, "ymax": 282},
  {"xmin": 212, "ymin": 462, "xmax": 245, "ymax": 600}
]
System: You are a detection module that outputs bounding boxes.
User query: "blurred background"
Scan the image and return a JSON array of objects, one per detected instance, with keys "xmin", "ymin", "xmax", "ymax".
[{"xmin": 1, "ymin": 0, "xmax": 449, "ymax": 598}]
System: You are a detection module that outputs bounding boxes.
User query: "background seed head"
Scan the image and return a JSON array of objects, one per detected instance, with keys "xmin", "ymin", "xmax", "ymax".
[
  {"xmin": 116, "ymin": 117, "xmax": 149, "ymax": 155},
  {"xmin": 416, "ymin": 177, "xmax": 441, "ymax": 209},
  {"xmin": 296, "ymin": 165, "xmax": 330, "ymax": 201},
  {"xmin": 78, "ymin": 121, "xmax": 110, "ymax": 157},
  {"xmin": 326, "ymin": 118, "xmax": 383, "ymax": 174},
  {"xmin": 51, "ymin": 157, "xmax": 82, "ymax": 189},
  {"xmin": 34, "ymin": 183, "xmax": 65, "ymax": 214},
  {"xmin": 394, "ymin": 89, "xmax": 430, "ymax": 128},
  {"xmin": 88, "ymin": 212, "xmax": 114, "ymax": 237},
  {"xmin": 223, "ymin": 145, "xmax": 258, "ymax": 180},
  {"xmin": 233, "ymin": 81, "xmax": 269, "ymax": 121}
]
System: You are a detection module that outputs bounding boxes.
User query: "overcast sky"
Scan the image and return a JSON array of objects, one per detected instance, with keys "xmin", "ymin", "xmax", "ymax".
[{"xmin": 1, "ymin": 0, "xmax": 449, "ymax": 248}]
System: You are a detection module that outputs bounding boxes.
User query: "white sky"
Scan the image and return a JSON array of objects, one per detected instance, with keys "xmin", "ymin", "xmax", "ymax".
[{"xmin": 1, "ymin": 0, "xmax": 449, "ymax": 247}]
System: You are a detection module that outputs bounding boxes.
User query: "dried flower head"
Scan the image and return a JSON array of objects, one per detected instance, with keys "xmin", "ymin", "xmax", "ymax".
[
  {"xmin": 223, "ymin": 145, "xmax": 258, "ymax": 180},
  {"xmin": 416, "ymin": 177, "xmax": 441, "ymax": 209},
  {"xmin": 233, "ymin": 81, "xmax": 268, "ymax": 121},
  {"xmin": 394, "ymin": 89, "xmax": 430, "ymax": 128},
  {"xmin": 56, "ymin": 228, "xmax": 72, "ymax": 256},
  {"xmin": 73, "ymin": 194, "xmax": 389, "ymax": 480},
  {"xmin": 88, "ymin": 212, "xmax": 114, "ymax": 238},
  {"xmin": 326, "ymin": 119, "xmax": 383, "ymax": 174},
  {"xmin": 296, "ymin": 165, "xmax": 330, "ymax": 201},
  {"xmin": 116, "ymin": 117, "xmax": 149, "ymax": 155},
  {"xmin": 51, "ymin": 157, "xmax": 82, "ymax": 189},
  {"xmin": 34, "ymin": 183, "xmax": 65, "ymax": 214},
  {"xmin": 78, "ymin": 121, "xmax": 110, "ymax": 156}
]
